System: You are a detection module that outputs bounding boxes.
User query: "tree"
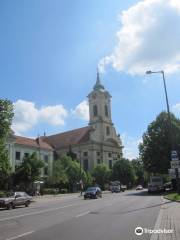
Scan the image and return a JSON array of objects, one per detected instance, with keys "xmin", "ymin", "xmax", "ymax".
[
  {"xmin": 131, "ymin": 158, "xmax": 144, "ymax": 185},
  {"xmin": 48, "ymin": 159, "xmax": 68, "ymax": 187},
  {"xmin": 14, "ymin": 152, "xmax": 44, "ymax": 190},
  {"xmin": 0, "ymin": 99, "xmax": 14, "ymax": 189},
  {"xmin": 112, "ymin": 159, "xmax": 135, "ymax": 188},
  {"xmin": 139, "ymin": 112, "xmax": 180, "ymax": 174},
  {"xmin": 92, "ymin": 164, "xmax": 111, "ymax": 190}
]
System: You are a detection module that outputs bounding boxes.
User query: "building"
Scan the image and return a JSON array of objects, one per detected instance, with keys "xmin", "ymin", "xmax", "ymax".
[
  {"xmin": 6, "ymin": 130, "xmax": 53, "ymax": 177},
  {"xmin": 44, "ymin": 71, "xmax": 123, "ymax": 171},
  {"xmin": 7, "ymin": 71, "xmax": 123, "ymax": 174}
]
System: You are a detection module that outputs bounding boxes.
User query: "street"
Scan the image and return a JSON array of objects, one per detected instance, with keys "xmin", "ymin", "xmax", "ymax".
[{"xmin": 0, "ymin": 190, "xmax": 165, "ymax": 240}]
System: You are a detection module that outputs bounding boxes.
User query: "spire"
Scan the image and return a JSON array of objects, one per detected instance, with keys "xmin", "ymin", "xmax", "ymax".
[{"xmin": 93, "ymin": 67, "xmax": 105, "ymax": 91}]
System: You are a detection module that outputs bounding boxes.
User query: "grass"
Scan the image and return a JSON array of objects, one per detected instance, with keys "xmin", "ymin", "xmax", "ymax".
[{"xmin": 165, "ymin": 192, "xmax": 180, "ymax": 202}]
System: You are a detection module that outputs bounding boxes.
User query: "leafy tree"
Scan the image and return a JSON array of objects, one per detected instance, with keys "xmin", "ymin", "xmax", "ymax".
[
  {"xmin": 92, "ymin": 164, "xmax": 111, "ymax": 190},
  {"xmin": 112, "ymin": 159, "xmax": 135, "ymax": 188},
  {"xmin": 48, "ymin": 159, "xmax": 68, "ymax": 187},
  {"xmin": 14, "ymin": 152, "xmax": 44, "ymax": 190},
  {"xmin": 0, "ymin": 99, "xmax": 14, "ymax": 189},
  {"xmin": 131, "ymin": 158, "xmax": 144, "ymax": 185},
  {"xmin": 139, "ymin": 112, "xmax": 180, "ymax": 174}
]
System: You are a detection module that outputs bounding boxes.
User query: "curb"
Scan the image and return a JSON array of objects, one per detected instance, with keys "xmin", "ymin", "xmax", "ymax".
[{"xmin": 163, "ymin": 196, "xmax": 180, "ymax": 203}]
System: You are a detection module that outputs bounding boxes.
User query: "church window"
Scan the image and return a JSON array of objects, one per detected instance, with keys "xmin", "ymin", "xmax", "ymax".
[
  {"xmin": 105, "ymin": 105, "xmax": 108, "ymax": 117},
  {"xmin": 83, "ymin": 159, "xmax": 89, "ymax": 171},
  {"xmin": 83, "ymin": 152, "xmax": 88, "ymax": 157},
  {"xmin": 93, "ymin": 105, "xmax": 98, "ymax": 117},
  {"xmin": 96, "ymin": 152, "xmax": 100, "ymax": 156},
  {"xmin": 16, "ymin": 151, "xmax": 21, "ymax": 160},
  {"xmin": 44, "ymin": 155, "xmax": 49, "ymax": 162},
  {"xmin": 109, "ymin": 160, "xmax": 112, "ymax": 169},
  {"xmin": 44, "ymin": 167, "xmax": 48, "ymax": 175},
  {"xmin": 106, "ymin": 126, "xmax": 110, "ymax": 136}
]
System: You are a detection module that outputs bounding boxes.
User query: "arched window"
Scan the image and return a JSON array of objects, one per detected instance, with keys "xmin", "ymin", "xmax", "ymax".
[
  {"xmin": 106, "ymin": 126, "xmax": 110, "ymax": 136},
  {"xmin": 105, "ymin": 105, "xmax": 108, "ymax": 117},
  {"xmin": 93, "ymin": 105, "xmax": 98, "ymax": 117}
]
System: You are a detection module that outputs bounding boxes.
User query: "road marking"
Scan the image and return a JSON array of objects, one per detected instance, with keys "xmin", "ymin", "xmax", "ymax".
[
  {"xmin": 5, "ymin": 231, "xmax": 34, "ymax": 240},
  {"xmin": 76, "ymin": 211, "xmax": 90, "ymax": 218},
  {"xmin": 0, "ymin": 204, "xmax": 75, "ymax": 222}
]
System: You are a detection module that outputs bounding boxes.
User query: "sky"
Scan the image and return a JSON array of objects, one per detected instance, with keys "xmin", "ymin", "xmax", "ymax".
[{"xmin": 1, "ymin": 0, "xmax": 180, "ymax": 159}]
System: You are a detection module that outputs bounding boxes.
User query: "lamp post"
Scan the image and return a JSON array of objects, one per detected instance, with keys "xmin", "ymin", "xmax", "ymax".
[{"xmin": 146, "ymin": 70, "xmax": 180, "ymax": 194}]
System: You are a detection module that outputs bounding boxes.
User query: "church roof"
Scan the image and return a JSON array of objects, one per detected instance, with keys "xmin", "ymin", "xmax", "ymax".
[
  {"xmin": 15, "ymin": 136, "xmax": 53, "ymax": 151},
  {"xmin": 44, "ymin": 126, "xmax": 91, "ymax": 150}
]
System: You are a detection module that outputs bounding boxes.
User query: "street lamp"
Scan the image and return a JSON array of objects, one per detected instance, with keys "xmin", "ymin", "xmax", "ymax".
[{"xmin": 146, "ymin": 70, "xmax": 180, "ymax": 194}]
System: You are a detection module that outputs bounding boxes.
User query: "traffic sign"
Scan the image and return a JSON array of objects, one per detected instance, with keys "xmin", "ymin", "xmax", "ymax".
[
  {"xmin": 169, "ymin": 168, "xmax": 180, "ymax": 179},
  {"xmin": 171, "ymin": 150, "xmax": 178, "ymax": 157},
  {"xmin": 171, "ymin": 150, "xmax": 179, "ymax": 161},
  {"xmin": 171, "ymin": 160, "xmax": 180, "ymax": 169}
]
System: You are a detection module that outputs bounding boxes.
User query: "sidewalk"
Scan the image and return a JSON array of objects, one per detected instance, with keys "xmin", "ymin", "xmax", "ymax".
[
  {"xmin": 32, "ymin": 192, "xmax": 80, "ymax": 202},
  {"xmin": 150, "ymin": 197, "xmax": 180, "ymax": 240}
]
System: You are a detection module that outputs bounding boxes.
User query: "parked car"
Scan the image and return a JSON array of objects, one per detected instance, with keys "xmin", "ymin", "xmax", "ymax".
[
  {"xmin": 121, "ymin": 185, "xmax": 127, "ymax": 192},
  {"xmin": 0, "ymin": 192, "xmax": 32, "ymax": 210},
  {"xmin": 109, "ymin": 181, "xmax": 121, "ymax": 193},
  {"xmin": 84, "ymin": 187, "xmax": 102, "ymax": 199},
  {"xmin": 136, "ymin": 185, "xmax": 143, "ymax": 190}
]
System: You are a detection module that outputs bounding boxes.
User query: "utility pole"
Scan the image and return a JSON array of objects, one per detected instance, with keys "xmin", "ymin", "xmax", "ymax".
[{"xmin": 146, "ymin": 70, "xmax": 180, "ymax": 194}]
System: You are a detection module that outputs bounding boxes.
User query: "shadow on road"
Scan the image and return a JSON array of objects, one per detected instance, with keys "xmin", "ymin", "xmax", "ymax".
[{"xmin": 125, "ymin": 190, "xmax": 164, "ymax": 197}]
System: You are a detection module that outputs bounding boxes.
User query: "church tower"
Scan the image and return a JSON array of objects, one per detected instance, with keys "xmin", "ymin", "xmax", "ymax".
[{"xmin": 88, "ymin": 69, "xmax": 122, "ymax": 147}]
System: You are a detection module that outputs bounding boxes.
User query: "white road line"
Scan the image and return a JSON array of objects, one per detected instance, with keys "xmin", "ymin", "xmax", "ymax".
[
  {"xmin": 76, "ymin": 211, "xmax": 90, "ymax": 218},
  {"xmin": 0, "ymin": 204, "xmax": 75, "ymax": 222},
  {"xmin": 5, "ymin": 231, "xmax": 34, "ymax": 240}
]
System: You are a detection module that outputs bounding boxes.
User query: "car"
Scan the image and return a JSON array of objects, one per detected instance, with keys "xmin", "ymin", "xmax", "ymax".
[
  {"xmin": 0, "ymin": 192, "xmax": 32, "ymax": 210},
  {"xmin": 136, "ymin": 185, "xmax": 143, "ymax": 190},
  {"xmin": 84, "ymin": 187, "xmax": 102, "ymax": 199}
]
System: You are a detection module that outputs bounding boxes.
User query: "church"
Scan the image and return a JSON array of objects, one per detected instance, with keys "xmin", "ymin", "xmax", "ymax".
[
  {"xmin": 43, "ymin": 71, "xmax": 123, "ymax": 171},
  {"xmin": 7, "ymin": 71, "xmax": 123, "ymax": 175}
]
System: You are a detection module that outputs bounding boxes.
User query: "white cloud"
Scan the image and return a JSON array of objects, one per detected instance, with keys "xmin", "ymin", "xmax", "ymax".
[
  {"xmin": 12, "ymin": 100, "xmax": 68, "ymax": 134},
  {"xmin": 121, "ymin": 133, "xmax": 142, "ymax": 160},
  {"xmin": 172, "ymin": 102, "xmax": 180, "ymax": 117},
  {"xmin": 71, "ymin": 100, "xmax": 89, "ymax": 121},
  {"xmin": 100, "ymin": 0, "xmax": 180, "ymax": 75}
]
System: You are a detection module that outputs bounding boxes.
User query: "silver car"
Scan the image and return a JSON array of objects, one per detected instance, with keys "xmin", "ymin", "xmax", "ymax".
[{"xmin": 0, "ymin": 192, "xmax": 32, "ymax": 210}]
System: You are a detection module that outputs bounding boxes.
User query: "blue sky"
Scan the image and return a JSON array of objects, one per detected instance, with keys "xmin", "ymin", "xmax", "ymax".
[{"xmin": 1, "ymin": 0, "xmax": 180, "ymax": 159}]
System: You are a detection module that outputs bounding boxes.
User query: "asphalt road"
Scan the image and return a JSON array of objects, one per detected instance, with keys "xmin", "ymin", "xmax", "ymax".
[{"xmin": 0, "ymin": 190, "xmax": 163, "ymax": 240}]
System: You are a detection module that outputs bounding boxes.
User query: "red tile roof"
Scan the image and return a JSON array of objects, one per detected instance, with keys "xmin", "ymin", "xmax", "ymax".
[
  {"xmin": 15, "ymin": 136, "xmax": 53, "ymax": 151},
  {"xmin": 44, "ymin": 126, "xmax": 91, "ymax": 150}
]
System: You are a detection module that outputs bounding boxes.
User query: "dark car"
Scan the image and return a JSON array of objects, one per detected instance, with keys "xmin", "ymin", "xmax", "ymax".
[
  {"xmin": 84, "ymin": 187, "xmax": 102, "ymax": 199},
  {"xmin": 0, "ymin": 192, "xmax": 32, "ymax": 210}
]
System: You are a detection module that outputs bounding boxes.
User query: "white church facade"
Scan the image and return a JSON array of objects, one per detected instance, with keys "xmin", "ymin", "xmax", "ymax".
[{"xmin": 7, "ymin": 71, "xmax": 123, "ymax": 175}]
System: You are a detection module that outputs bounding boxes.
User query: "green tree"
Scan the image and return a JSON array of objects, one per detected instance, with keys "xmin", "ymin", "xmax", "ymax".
[
  {"xmin": 112, "ymin": 159, "xmax": 135, "ymax": 188},
  {"xmin": 92, "ymin": 164, "xmax": 111, "ymax": 190},
  {"xmin": 139, "ymin": 112, "xmax": 180, "ymax": 174},
  {"xmin": 0, "ymin": 99, "xmax": 14, "ymax": 189},
  {"xmin": 14, "ymin": 152, "xmax": 44, "ymax": 190},
  {"xmin": 131, "ymin": 158, "xmax": 144, "ymax": 185},
  {"xmin": 48, "ymin": 159, "xmax": 68, "ymax": 187}
]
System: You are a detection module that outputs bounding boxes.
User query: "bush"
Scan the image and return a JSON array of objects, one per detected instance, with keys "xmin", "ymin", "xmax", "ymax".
[
  {"xmin": 0, "ymin": 191, "xmax": 6, "ymax": 197},
  {"xmin": 42, "ymin": 188, "xmax": 59, "ymax": 195}
]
